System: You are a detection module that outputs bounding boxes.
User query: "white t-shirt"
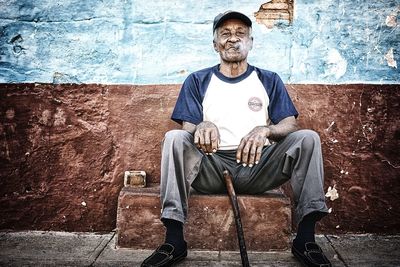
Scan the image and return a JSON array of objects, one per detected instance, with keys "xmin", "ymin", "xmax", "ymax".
[
  {"xmin": 171, "ymin": 64, "xmax": 298, "ymax": 150},
  {"xmin": 202, "ymin": 71, "xmax": 270, "ymax": 149}
]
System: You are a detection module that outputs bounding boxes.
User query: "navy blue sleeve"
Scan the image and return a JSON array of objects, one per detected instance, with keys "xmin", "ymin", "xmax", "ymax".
[
  {"xmin": 171, "ymin": 66, "xmax": 214, "ymax": 125},
  {"xmin": 171, "ymin": 74, "xmax": 204, "ymax": 125},
  {"xmin": 256, "ymin": 68, "xmax": 298, "ymax": 124}
]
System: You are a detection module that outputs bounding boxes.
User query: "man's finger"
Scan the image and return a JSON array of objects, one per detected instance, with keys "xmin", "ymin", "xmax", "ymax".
[
  {"xmin": 248, "ymin": 143, "xmax": 258, "ymax": 167},
  {"xmin": 207, "ymin": 130, "xmax": 214, "ymax": 153},
  {"xmin": 210, "ymin": 130, "xmax": 219, "ymax": 152},
  {"xmin": 194, "ymin": 131, "xmax": 200, "ymax": 147},
  {"xmin": 199, "ymin": 129, "xmax": 211, "ymax": 153},
  {"xmin": 236, "ymin": 139, "xmax": 246, "ymax": 163},
  {"xmin": 254, "ymin": 145, "xmax": 263, "ymax": 165},
  {"xmin": 198, "ymin": 129, "xmax": 206, "ymax": 151},
  {"xmin": 241, "ymin": 141, "xmax": 252, "ymax": 166}
]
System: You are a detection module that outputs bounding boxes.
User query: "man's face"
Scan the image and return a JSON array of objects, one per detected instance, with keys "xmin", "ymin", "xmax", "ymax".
[{"xmin": 213, "ymin": 19, "xmax": 253, "ymax": 63}]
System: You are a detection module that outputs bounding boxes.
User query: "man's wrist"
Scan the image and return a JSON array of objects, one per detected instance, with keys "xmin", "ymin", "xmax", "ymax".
[
  {"xmin": 264, "ymin": 125, "xmax": 272, "ymax": 138},
  {"xmin": 258, "ymin": 125, "xmax": 271, "ymax": 138}
]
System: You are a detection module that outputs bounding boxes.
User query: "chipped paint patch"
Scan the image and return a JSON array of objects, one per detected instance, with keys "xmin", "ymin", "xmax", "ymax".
[
  {"xmin": 324, "ymin": 49, "xmax": 348, "ymax": 79},
  {"xmin": 40, "ymin": 110, "xmax": 53, "ymax": 126},
  {"xmin": 326, "ymin": 185, "xmax": 339, "ymax": 201},
  {"xmin": 54, "ymin": 108, "xmax": 66, "ymax": 127},
  {"xmin": 384, "ymin": 48, "xmax": 397, "ymax": 68},
  {"xmin": 385, "ymin": 14, "xmax": 397, "ymax": 27}
]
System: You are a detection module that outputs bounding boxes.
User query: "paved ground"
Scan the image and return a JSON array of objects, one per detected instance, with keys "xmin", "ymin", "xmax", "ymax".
[{"xmin": 0, "ymin": 231, "xmax": 399, "ymax": 266}]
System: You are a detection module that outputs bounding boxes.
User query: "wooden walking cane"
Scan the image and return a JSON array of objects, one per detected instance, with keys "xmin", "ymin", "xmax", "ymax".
[{"xmin": 223, "ymin": 170, "xmax": 250, "ymax": 267}]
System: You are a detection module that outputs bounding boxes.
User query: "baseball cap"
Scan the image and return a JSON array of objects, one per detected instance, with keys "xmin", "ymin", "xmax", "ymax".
[{"xmin": 213, "ymin": 11, "xmax": 252, "ymax": 32}]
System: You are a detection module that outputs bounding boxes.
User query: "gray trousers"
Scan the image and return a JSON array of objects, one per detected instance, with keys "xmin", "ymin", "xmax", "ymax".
[{"xmin": 160, "ymin": 129, "xmax": 329, "ymax": 225}]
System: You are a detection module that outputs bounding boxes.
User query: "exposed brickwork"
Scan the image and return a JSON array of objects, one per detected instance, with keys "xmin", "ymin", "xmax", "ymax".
[{"xmin": 255, "ymin": 0, "xmax": 294, "ymax": 28}]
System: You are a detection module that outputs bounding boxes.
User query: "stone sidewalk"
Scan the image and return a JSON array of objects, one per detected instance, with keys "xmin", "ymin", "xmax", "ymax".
[{"xmin": 0, "ymin": 231, "xmax": 399, "ymax": 266}]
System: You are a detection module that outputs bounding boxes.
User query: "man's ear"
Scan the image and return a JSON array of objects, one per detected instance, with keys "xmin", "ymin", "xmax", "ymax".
[
  {"xmin": 213, "ymin": 40, "xmax": 219, "ymax": 52},
  {"xmin": 249, "ymin": 36, "xmax": 254, "ymax": 50}
]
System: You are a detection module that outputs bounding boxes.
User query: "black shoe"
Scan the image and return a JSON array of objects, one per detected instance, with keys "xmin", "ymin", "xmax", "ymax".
[
  {"xmin": 141, "ymin": 242, "xmax": 187, "ymax": 267},
  {"xmin": 291, "ymin": 242, "xmax": 332, "ymax": 267}
]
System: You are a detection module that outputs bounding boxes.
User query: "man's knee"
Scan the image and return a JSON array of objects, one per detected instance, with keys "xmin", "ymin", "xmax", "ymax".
[
  {"xmin": 164, "ymin": 129, "xmax": 192, "ymax": 142},
  {"xmin": 290, "ymin": 129, "xmax": 321, "ymax": 150},
  {"xmin": 298, "ymin": 129, "xmax": 320, "ymax": 142}
]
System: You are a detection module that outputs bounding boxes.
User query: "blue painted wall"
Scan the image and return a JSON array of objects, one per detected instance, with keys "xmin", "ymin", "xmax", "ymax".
[{"xmin": 0, "ymin": 0, "xmax": 399, "ymax": 84}]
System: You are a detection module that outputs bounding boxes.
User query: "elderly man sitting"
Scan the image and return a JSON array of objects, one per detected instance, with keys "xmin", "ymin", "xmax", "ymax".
[{"xmin": 141, "ymin": 10, "xmax": 332, "ymax": 267}]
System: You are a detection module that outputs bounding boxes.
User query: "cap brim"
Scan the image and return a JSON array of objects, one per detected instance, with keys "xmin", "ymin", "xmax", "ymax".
[{"xmin": 214, "ymin": 11, "xmax": 252, "ymax": 31}]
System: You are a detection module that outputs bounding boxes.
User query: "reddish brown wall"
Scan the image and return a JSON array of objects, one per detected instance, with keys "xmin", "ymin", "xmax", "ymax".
[{"xmin": 0, "ymin": 83, "xmax": 399, "ymax": 233}]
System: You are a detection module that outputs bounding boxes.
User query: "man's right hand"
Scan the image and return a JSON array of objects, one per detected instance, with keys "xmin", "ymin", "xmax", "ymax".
[{"xmin": 194, "ymin": 121, "xmax": 220, "ymax": 154}]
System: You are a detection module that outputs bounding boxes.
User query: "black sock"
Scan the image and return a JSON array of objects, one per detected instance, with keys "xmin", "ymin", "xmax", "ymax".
[
  {"xmin": 293, "ymin": 212, "xmax": 322, "ymax": 252},
  {"xmin": 162, "ymin": 218, "xmax": 186, "ymax": 256}
]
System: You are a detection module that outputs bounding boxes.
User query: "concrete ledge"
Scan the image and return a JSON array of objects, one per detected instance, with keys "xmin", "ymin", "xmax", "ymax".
[{"xmin": 116, "ymin": 185, "xmax": 291, "ymax": 251}]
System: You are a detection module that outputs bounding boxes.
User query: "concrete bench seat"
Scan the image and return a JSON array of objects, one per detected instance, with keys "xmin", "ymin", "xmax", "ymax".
[{"xmin": 116, "ymin": 184, "xmax": 291, "ymax": 251}]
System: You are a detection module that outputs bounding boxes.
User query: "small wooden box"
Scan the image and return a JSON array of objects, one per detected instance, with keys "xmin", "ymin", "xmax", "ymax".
[{"xmin": 124, "ymin": 171, "xmax": 146, "ymax": 188}]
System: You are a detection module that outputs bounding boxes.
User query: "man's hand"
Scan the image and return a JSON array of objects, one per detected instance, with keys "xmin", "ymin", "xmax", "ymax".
[
  {"xmin": 194, "ymin": 121, "xmax": 220, "ymax": 154},
  {"xmin": 236, "ymin": 126, "xmax": 269, "ymax": 167},
  {"xmin": 236, "ymin": 116, "xmax": 299, "ymax": 167}
]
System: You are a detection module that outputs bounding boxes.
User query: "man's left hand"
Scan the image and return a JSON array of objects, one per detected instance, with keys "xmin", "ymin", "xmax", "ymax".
[{"xmin": 236, "ymin": 126, "xmax": 270, "ymax": 167}]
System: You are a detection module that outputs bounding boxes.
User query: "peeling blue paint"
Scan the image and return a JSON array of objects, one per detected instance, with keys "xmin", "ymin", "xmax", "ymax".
[{"xmin": 0, "ymin": 0, "xmax": 399, "ymax": 84}]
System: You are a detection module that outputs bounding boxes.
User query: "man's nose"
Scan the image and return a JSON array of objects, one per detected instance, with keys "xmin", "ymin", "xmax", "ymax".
[{"xmin": 228, "ymin": 35, "xmax": 240, "ymax": 42}]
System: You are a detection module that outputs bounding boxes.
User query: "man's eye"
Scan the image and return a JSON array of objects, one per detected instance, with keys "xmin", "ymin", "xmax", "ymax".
[
  {"xmin": 237, "ymin": 32, "xmax": 245, "ymax": 36},
  {"xmin": 221, "ymin": 32, "xmax": 230, "ymax": 37}
]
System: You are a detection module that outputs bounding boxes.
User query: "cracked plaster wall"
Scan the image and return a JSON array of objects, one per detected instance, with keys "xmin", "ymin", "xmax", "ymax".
[
  {"xmin": 1, "ymin": 83, "xmax": 399, "ymax": 233},
  {"xmin": 0, "ymin": 0, "xmax": 399, "ymax": 84}
]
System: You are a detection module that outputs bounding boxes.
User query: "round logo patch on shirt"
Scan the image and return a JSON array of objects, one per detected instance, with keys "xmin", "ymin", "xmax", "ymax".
[{"xmin": 248, "ymin": 97, "xmax": 263, "ymax": 112}]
